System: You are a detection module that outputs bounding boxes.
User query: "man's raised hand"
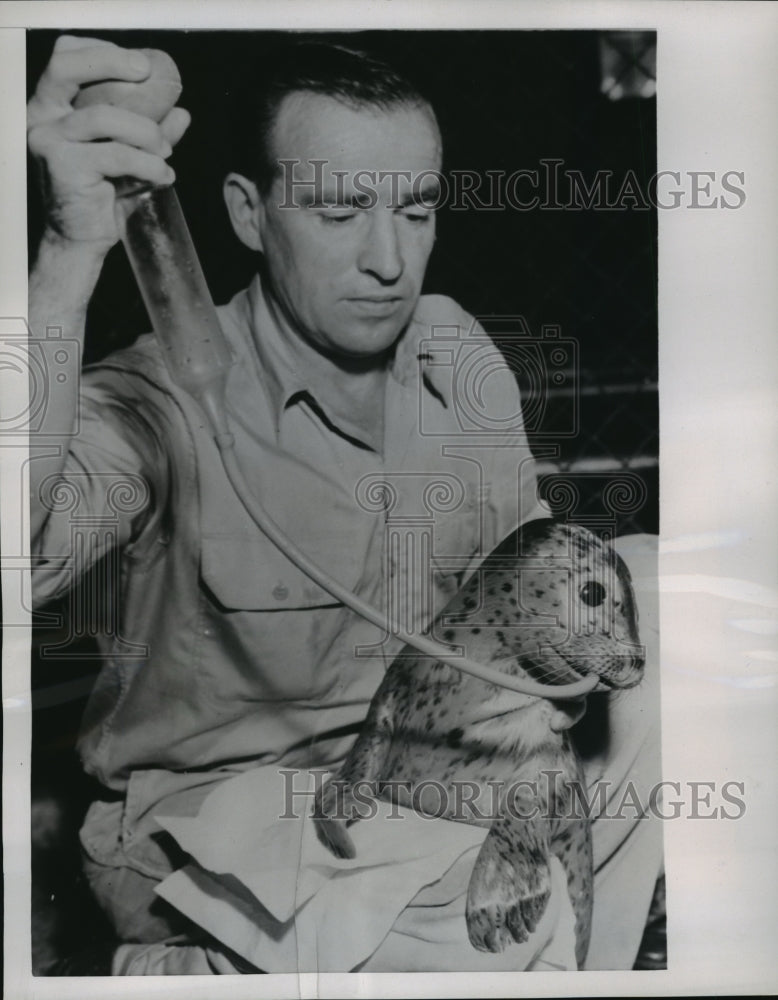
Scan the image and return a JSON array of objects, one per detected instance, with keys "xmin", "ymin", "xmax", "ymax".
[{"xmin": 28, "ymin": 35, "xmax": 190, "ymax": 250}]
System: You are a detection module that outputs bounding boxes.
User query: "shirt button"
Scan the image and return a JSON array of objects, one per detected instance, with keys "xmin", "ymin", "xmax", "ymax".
[{"xmin": 272, "ymin": 584, "xmax": 289, "ymax": 601}]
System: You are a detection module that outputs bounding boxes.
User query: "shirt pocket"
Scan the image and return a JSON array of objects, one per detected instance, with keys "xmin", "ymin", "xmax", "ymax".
[{"xmin": 200, "ymin": 532, "xmax": 363, "ymax": 611}]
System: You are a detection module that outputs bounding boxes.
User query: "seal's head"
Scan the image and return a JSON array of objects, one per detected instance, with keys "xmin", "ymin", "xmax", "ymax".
[{"xmin": 445, "ymin": 518, "xmax": 644, "ymax": 692}]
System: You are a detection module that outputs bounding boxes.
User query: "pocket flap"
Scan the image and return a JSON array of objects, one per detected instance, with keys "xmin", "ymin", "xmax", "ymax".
[{"xmin": 200, "ymin": 532, "xmax": 360, "ymax": 610}]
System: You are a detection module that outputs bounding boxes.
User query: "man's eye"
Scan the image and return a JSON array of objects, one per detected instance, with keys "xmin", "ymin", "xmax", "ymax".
[
  {"xmin": 400, "ymin": 207, "xmax": 434, "ymax": 223},
  {"xmin": 319, "ymin": 212, "xmax": 356, "ymax": 225}
]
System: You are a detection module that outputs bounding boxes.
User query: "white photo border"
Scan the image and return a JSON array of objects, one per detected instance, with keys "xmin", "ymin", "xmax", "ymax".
[{"xmin": 3, "ymin": 1, "xmax": 777, "ymax": 997}]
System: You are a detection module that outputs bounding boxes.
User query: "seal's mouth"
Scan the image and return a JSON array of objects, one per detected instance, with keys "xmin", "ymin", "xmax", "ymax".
[{"xmin": 522, "ymin": 645, "xmax": 644, "ymax": 692}]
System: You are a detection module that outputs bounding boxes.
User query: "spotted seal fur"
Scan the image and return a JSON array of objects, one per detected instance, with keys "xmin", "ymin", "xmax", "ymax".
[{"xmin": 313, "ymin": 518, "xmax": 644, "ymax": 966}]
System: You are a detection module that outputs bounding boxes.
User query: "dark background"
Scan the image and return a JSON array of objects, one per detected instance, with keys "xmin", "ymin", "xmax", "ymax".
[
  {"xmin": 26, "ymin": 29, "xmax": 658, "ymax": 971},
  {"xmin": 27, "ymin": 29, "xmax": 658, "ymax": 521}
]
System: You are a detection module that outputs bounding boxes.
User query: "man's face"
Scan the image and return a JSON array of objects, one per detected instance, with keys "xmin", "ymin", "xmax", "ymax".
[{"xmin": 256, "ymin": 91, "xmax": 442, "ymax": 361}]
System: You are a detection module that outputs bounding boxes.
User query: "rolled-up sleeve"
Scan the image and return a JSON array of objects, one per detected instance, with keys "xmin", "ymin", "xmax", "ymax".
[{"xmin": 31, "ymin": 369, "xmax": 170, "ymax": 606}]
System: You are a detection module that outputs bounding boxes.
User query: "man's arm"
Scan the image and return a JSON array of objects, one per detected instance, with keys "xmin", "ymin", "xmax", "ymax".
[{"xmin": 27, "ymin": 34, "xmax": 189, "ymax": 543}]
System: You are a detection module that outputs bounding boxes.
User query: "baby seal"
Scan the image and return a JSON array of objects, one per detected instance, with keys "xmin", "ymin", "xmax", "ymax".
[{"xmin": 313, "ymin": 518, "xmax": 644, "ymax": 967}]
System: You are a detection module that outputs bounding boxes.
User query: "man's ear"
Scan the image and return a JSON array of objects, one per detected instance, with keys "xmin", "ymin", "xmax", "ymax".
[{"xmin": 223, "ymin": 172, "xmax": 265, "ymax": 252}]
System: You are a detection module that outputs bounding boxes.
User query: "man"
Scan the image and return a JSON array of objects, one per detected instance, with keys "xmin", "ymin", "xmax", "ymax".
[{"xmin": 28, "ymin": 34, "xmax": 662, "ymax": 974}]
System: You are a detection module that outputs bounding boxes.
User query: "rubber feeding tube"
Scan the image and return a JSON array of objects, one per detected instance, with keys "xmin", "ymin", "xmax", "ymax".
[
  {"xmin": 118, "ymin": 184, "xmax": 596, "ymax": 700},
  {"xmin": 78, "ymin": 54, "xmax": 597, "ymax": 700}
]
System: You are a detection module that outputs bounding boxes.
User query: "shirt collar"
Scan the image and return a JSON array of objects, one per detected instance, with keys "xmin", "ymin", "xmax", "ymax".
[
  {"xmin": 245, "ymin": 275, "xmax": 307, "ymax": 426},
  {"xmin": 240, "ymin": 275, "xmax": 450, "ymax": 451}
]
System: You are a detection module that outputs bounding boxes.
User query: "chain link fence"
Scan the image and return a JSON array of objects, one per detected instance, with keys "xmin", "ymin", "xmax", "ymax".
[{"xmin": 408, "ymin": 30, "xmax": 658, "ymax": 537}]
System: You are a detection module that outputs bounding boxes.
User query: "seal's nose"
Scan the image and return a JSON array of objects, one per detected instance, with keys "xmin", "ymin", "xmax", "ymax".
[{"xmin": 614, "ymin": 649, "xmax": 645, "ymax": 688}]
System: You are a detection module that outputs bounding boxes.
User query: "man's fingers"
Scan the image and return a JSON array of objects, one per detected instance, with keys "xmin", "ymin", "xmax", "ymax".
[
  {"xmin": 91, "ymin": 142, "xmax": 175, "ymax": 185},
  {"xmin": 55, "ymin": 106, "xmax": 174, "ymax": 158},
  {"xmin": 30, "ymin": 134, "xmax": 175, "ymax": 187},
  {"xmin": 34, "ymin": 40, "xmax": 150, "ymax": 111},
  {"xmin": 52, "ymin": 34, "xmax": 119, "ymax": 53},
  {"xmin": 159, "ymin": 106, "xmax": 191, "ymax": 148}
]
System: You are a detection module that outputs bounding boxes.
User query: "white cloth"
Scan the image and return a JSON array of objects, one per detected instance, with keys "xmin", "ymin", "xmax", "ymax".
[{"xmin": 155, "ymin": 767, "xmax": 578, "ymax": 972}]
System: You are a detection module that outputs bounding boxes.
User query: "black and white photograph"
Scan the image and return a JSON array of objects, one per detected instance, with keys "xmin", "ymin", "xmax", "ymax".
[{"xmin": 2, "ymin": 2, "xmax": 776, "ymax": 998}]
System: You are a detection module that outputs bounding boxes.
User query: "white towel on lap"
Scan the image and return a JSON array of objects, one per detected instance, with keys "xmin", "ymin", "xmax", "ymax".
[
  {"xmin": 155, "ymin": 766, "xmax": 578, "ymax": 972},
  {"xmin": 154, "ymin": 534, "xmax": 666, "ymax": 972}
]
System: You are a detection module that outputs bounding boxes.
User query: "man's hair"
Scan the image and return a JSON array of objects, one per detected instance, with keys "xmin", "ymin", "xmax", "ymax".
[{"xmin": 230, "ymin": 39, "xmax": 435, "ymax": 194}]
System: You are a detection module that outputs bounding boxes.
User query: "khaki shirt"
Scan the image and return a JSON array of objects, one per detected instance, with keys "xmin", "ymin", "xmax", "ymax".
[{"xmin": 33, "ymin": 280, "xmax": 543, "ymax": 801}]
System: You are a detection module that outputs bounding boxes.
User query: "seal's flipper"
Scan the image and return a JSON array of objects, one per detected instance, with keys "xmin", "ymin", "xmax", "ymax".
[
  {"xmin": 337, "ymin": 687, "xmax": 397, "ymax": 789},
  {"xmin": 466, "ymin": 812, "xmax": 552, "ymax": 953},
  {"xmin": 550, "ymin": 813, "xmax": 593, "ymax": 967},
  {"xmin": 313, "ymin": 685, "xmax": 398, "ymax": 858},
  {"xmin": 313, "ymin": 780, "xmax": 358, "ymax": 859}
]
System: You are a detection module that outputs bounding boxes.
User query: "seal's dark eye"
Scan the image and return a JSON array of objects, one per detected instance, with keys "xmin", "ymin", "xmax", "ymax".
[{"xmin": 580, "ymin": 581, "xmax": 606, "ymax": 607}]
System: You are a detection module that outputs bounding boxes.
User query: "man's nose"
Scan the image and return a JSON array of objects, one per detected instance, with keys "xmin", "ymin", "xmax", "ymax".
[{"xmin": 357, "ymin": 211, "xmax": 404, "ymax": 283}]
